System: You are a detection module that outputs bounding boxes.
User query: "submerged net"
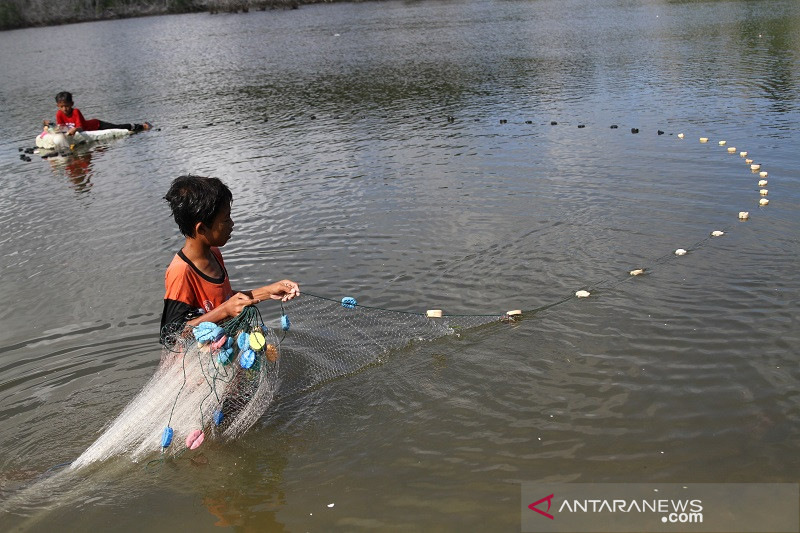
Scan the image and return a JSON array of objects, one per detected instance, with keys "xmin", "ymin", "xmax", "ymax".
[{"xmin": 71, "ymin": 294, "xmax": 505, "ymax": 468}]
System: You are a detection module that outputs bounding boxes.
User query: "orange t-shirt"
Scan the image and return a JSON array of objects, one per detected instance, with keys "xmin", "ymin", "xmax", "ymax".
[{"xmin": 160, "ymin": 247, "xmax": 234, "ymax": 341}]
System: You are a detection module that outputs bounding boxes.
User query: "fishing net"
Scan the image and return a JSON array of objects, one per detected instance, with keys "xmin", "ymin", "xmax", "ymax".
[
  {"xmin": 71, "ymin": 294, "xmax": 507, "ymax": 468},
  {"xmin": 274, "ymin": 293, "xmax": 506, "ymax": 398}
]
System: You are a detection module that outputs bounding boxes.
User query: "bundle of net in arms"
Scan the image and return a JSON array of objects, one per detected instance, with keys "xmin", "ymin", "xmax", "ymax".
[{"xmin": 158, "ymin": 304, "xmax": 281, "ymax": 451}]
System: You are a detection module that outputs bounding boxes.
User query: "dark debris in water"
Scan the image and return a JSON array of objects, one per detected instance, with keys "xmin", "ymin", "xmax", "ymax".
[{"xmin": 190, "ymin": 453, "xmax": 209, "ymax": 467}]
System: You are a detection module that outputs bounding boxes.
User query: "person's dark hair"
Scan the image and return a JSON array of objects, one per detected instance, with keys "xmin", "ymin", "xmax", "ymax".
[
  {"xmin": 164, "ymin": 175, "xmax": 233, "ymax": 237},
  {"xmin": 55, "ymin": 91, "xmax": 73, "ymax": 104}
]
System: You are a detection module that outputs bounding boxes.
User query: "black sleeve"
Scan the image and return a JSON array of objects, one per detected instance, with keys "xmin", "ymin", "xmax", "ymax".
[{"xmin": 160, "ymin": 298, "xmax": 202, "ymax": 345}]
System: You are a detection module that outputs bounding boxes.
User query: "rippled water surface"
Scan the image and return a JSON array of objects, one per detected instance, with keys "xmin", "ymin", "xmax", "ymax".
[{"xmin": 1, "ymin": 0, "xmax": 799, "ymax": 530}]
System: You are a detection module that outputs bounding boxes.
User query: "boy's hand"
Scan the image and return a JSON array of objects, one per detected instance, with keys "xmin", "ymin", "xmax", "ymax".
[
  {"xmin": 269, "ymin": 280, "xmax": 300, "ymax": 302},
  {"xmin": 67, "ymin": 127, "xmax": 78, "ymax": 136},
  {"xmin": 224, "ymin": 292, "xmax": 260, "ymax": 318},
  {"xmin": 251, "ymin": 280, "xmax": 300, "ymax": 302}
]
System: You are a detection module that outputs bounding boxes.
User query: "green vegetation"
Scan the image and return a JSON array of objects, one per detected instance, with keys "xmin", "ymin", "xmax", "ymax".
[{"xmin": 0, "ymin": 0, "xmax": 309, "ymax": 30}]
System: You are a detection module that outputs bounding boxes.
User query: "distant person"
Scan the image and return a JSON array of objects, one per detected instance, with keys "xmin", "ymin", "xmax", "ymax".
[
  {"xmin": 160, "ymin": 175, "xmax": 300, "ymax": 343},
  {"xmin": 43, "ymin": 91, "xmax": 151, "ymax": 136}
]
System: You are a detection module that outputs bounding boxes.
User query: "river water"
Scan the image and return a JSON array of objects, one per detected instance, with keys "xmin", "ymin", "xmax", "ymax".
[{"xmin": 0, "ymin": 0, "xmax": 798, "ymax": 531}]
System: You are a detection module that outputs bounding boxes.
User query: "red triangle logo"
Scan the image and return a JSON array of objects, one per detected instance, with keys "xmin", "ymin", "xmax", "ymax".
[{"xmin": 528, "ymin": 493, "xmax": 555, "ymax": 520}]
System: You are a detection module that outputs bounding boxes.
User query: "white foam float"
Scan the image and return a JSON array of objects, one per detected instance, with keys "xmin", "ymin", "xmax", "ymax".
[
  {"xmin": 727, "ymin": 147, "xmax": 736, "ymax": 153},
  {"xmin": 677, "ymin": 133, "xmax": 685, "ymax": 139},
  {"xmin": 759, "ymin": 189, "xmax": 769, "ymax": 196},
  {"xmin": 740, "ymin": 151, "xmax": 748, "ymax": 157},
  {"xmin": 426, "ymin": 309, "xmax": 443, "ymax": 318},
  {"xmin": 759, "ymin": 171, "xmax": 768, "ymax": 178},
  {"xmin": 719, "ymin": 140, "xmax": 727, "ymax": 146},
  {"xmin": 745, "ymin": 158, "xmax": 753, "ymax": 164},
  {"xmin": 629, "ymin": 269, "xmax": 645, "ymax": 276},
  {"xmin": 36, "ymin": 127, "xmax": 132, "ymax": 150},
  {"xmin": 751, "ymin": 164, "xmax": 761, "ymax": 171},
  {"xmin": 758, "ymin": 179, "xmax": 768, "ymax": 187},
  {"xmin": 759, "ymin": 198, "xmax": 769, "ymax": 206},
  {"xmin": 711, "ymin": 230, "xmax": 724, "ymax": 237},
  {"xmin": 699, "ymin": 137, "xmax": 709, "ymax": 143},
  {"xmin": 674, "ymin": 248, "xmax": 687, "ymax": 256},
  {"xmin": 738, "ymin": 211, "xmax": 750, "ymax": 220},
  {"xmin": 575, "ymin": 290, "xmax": 591, "ymax": 298}
]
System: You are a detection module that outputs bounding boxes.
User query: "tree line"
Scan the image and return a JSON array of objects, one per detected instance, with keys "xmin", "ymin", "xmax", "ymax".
[{"xmin": 0, "ymin": 0, "xmax": 309, "ymax": 31}]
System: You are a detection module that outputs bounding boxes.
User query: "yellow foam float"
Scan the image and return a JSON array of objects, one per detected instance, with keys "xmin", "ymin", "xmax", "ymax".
[
  {"xmin": 699, "ymin": 137, "xmax": 708, "ymax": 143},
  {"xmin": 249, "ymin": 331, "xmax": 266, "ymax": 351},
  {"xmin": 719, "ymin": 140, "xmax": 727, "ymax": 146},
  {"xmin": 759, "ymin": 171, "xmax": 768, "ymax": 178},
  {"xmin": 426, "ymin": 309, "xmax": 443, "ymax": 318},
  {"xmin": 727, "ymin": 147, "xmax": 736, "ymax": 153}
]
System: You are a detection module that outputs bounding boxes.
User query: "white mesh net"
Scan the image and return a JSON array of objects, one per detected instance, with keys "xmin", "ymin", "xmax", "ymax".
[{"xmin": 70, "ymin": 294, "xmax": 506, "ymax": 468}]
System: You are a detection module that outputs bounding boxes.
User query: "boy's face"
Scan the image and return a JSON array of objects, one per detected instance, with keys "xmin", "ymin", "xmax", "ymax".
[
  {"xmin": 200, "ymin": 203, "xmax": 234, "ymax": 247},
  {"xmin": 57, "ymin": 99, "xmax": 74, "ymax": 115}
]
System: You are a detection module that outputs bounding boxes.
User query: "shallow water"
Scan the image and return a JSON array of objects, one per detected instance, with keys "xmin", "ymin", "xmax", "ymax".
[{"xmin": 0, "ymin": 0, "xmax": 799, "ymax": 530}]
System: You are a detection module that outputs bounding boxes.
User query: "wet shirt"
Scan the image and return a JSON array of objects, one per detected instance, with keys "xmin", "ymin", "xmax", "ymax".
[
  {"xmin": 56, "ymin": 108, "xmax": 100, "ymax": 131},
  {"xmin": 160, "ymin": 247, "xmax": 234, "ymax": 343}
]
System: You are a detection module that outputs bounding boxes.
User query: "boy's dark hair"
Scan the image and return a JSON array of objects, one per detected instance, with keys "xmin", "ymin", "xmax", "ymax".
[
  {"xmin": 55, "ymin": 91, "xmax": 73, "ymax": 104},
  {"xmin": 164, "ymin": 175, "xmax": 233, "ymax": 237}
]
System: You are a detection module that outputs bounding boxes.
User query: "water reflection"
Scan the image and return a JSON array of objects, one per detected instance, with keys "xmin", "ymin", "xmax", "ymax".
[{"xmin": 46, "ymin": 148, "xmax": 97, "ymax": 193}]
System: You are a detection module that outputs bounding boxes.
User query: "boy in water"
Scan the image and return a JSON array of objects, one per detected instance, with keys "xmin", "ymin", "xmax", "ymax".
[
  {"xmin": 43, "ymin": 91, "xmax": 151, "ymax": 136},
  {"xmin": 160, "ymin": 175, "xmax": 299, "ymax": 343}
]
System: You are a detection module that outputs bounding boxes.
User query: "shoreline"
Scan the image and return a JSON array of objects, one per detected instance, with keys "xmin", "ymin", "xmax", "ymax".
[{"xmin": 0, "ymin": 0, "xmax": 359, "ymax": 32}]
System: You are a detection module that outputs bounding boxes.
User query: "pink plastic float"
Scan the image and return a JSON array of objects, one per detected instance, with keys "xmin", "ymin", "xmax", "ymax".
[
  {"xmin": 211, "ymin": 334, "xmax": 228, "ymax": 351},
  {"xmin": 186, "ymin": 429, "xmax": 205, "ymax": 450}
]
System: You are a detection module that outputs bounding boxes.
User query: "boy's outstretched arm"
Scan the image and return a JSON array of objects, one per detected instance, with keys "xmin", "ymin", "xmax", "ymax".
[
  {"xmin": 245, "ymin": 279, "xmax": 300, "ymax": 302},
  {"xmin": 182, "ymin": 280, "xmax": 299, "ymax": 327}
]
